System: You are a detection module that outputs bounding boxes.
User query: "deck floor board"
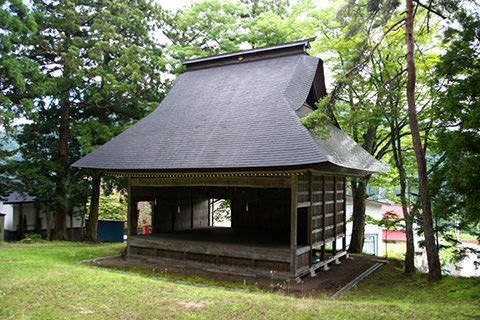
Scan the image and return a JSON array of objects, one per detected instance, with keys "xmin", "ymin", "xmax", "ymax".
[{"xmin": 128, "ymin": 227, "xmax": 308, "ymax": 263}]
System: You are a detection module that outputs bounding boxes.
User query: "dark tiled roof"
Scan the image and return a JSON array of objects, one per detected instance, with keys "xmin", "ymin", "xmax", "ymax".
[
  {"xmin": 2, "ymin": 191, "xmax": 35, "ymax": 204},
  {"xmin": 183, "ymin": 37, "xmax": 315, "ymax": 68},
  {"xmin": 314, "ymin": 124, "xmax": 387, "ymax": 174},
  {"xmin": 72, "ymin": 39, "xmax": 386, "ymax": 174}
]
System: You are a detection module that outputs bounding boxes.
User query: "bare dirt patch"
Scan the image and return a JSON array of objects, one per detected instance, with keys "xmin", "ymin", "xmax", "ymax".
[
  {"xmin": 78, "ymin": 307, "xmax": 94, "ymax": 314},
  {"xmin": 176, "ymin": 300, "xmax": 206, "ymax": 309},
  {"xmin": 291, "ymin": 255, "xmax": 381, "ymax": 295},
  {"xmin": 0, "ymin": 259, "xmax": 21, "ymax": 263},
  {"xmin": 91, "ymin": 254, "xmax": 381, "ymax": 297}
]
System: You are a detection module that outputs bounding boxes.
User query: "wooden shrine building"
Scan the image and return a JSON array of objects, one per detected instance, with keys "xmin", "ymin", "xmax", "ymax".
[{"xmin": 73, "ymin": 38, "xmax": 386, "ymax": 280}]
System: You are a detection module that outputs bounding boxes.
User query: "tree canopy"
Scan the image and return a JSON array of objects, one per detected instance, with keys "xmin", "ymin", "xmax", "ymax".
[{"xmin": 431, "ymin": 5, "xmax": 480, "ymax": 230}]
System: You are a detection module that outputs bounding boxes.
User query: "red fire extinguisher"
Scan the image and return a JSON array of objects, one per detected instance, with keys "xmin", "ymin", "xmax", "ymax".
[{"xmin": 142, "ymin": 219, "xmax": 150, "ymax": 234}]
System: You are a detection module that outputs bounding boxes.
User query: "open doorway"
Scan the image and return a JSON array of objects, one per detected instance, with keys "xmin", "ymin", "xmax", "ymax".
[
  {"xmin": 137, "ymin": 201, "xmax": 153, "ymax": 234},
  {"xmin": 209, "ymin": 199, "xmax": 231, "ymax": 228},
  {"xmin": 297, "ymin": 207, "xmax": 308, "ymax": 246}
]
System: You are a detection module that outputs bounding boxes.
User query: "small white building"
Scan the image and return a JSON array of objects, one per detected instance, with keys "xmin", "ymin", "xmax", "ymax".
[
  {"xmin": 1, "ymin": 195, "xmax": 18, "ymax": 242},
  {"xmin": 345, "ymin": 196, "xmax": 383, "ymax": 256},
  {"xmin": 345, "ymin": 196, "xmax": 409, "ymax": 256},
  {"xmin": 1, "ymin": 191, "xmax": 82, "ymax": 241}
]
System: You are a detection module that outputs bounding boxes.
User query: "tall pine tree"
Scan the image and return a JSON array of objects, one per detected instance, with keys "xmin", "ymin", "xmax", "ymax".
[
  {"xmin": 9, "ymin": 0, "xmax": 166, "ymax": 240},
  {"xmin": 0, "ymin": 0, "xmax": 41, "ymax": 130}
]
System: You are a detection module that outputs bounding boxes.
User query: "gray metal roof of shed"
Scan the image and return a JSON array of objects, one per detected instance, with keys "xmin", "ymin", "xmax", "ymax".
[
  {"xmin": 72, "ymin": 39, "xmax": 386, "ymax": 175},
  {"xmin": 2, "ymin": 191, "xmax": 35, "ymax": 204}
]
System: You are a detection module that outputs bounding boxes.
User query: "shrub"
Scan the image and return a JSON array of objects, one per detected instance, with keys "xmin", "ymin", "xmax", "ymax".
[{"xmin": 19, "ymin": 233, "xmax": 44, "ymax": 243}]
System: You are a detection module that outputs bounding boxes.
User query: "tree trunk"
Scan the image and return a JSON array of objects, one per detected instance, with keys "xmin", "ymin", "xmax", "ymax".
[
  {"xmin": 54, "ymin": 96, "xmax": 69, "ymax": 241},
  {"xmin": 69, "ymin": 206, "xmax": 74, "ymax": 241},
  {"xmin": 45, "ymin": 208, "xmax": 51, "ymax": 241},
  {"xmin": 390, "ymin": 125, "xmax": 416, "ymax": 273},
  {"xmin": 405, "ymin": 0, "xmax": 441, "ymax": 281},
  {"xmin": 34, "ymin": 205, "xmax": 42, "ymax": 234},
  {"xmin": 80, "ymin": 205, "xmax": 86, "ymax": 241},
  {"xmin": 349, "ymin": 176, "xmax": 370, "ymax": 253},
  {"xmin": 86, "ymin": 174, "xmax": 101, "ymax": 242},
  {"xmin": 404, "ymin": 210, "xmax": 415, "ymax": 273},
  {"xmin": 349, "ymin": 126, "xmax": 376, "ymax": 254}
]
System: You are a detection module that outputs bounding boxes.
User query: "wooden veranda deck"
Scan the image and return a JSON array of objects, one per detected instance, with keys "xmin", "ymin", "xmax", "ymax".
[{"xmin": 127, "ymin": 228, "xmax": 309, "ymax": 279}]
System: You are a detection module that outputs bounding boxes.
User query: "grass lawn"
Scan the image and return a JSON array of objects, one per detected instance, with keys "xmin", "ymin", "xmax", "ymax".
[{"xmin": 0, "ymin": 241, "xmax": 479, "ymax": 319}]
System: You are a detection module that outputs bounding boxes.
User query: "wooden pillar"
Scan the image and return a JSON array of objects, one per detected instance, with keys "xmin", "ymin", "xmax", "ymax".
[
  {"xmin": 207, "ymin": 195, "xmax": 211, "ymax": 227},
  {"xmin": 127, "ymin": 177, "xmax": 132, "ymax": 236},
  {"xmin": 307, "ymin": 173, "xmax": 313, "ymax": 268},
  {"xmin": 172, "ymin": 189, "xmax": 177, "ymax": 232},
  {"xmin": 211, "ymin": 199, "xmax": 214, "ymax": 227},
  {"xmin": 190, "ymin": 189, "xmax": 194, "ymax": 229},
  {"xmin": 133, "ymin": 204, "xmax": 139, "ymax": 234},
  {"xmin": 307, "ymin": 173, "xmax": 313, "ymax": 246},
  {"xmin": 126, "ymin": 177, "xmax": 132, "ymax": 257},
  {"xmin": 127, "ymin": 177, "xmax": 138, "ymax": 236},
  {"xmin": 333, "ymin": 176, "xmax": 337, "ymax": 255},
  {"xmin": 151, "ymin": 199, "xmax": 155, "ymax": 233},
  {"xmin": 321, "ymin": 176, "xmax": 326, "ymax": 260},
  {"xmin": 290, "ymin": 175, "xmax": 298, "ymax": 277}
]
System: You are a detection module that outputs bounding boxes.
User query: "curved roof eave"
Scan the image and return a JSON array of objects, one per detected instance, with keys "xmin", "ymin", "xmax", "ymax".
[{"xmin": 311, "ymin": 124, "xmax": 389, "ymax": 175}]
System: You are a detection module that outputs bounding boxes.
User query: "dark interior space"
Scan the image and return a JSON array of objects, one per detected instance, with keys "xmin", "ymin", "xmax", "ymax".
[
  {"xmin": 131, "ymin": 185, "xmax": 292, "ymax": 244},
  {"xmin": 138, "ymin": 227, "xmax": 292, "ymax": 248},
  {"xmin": 297, "ymin": 207, "xmax": 309, "ymax": 246}
]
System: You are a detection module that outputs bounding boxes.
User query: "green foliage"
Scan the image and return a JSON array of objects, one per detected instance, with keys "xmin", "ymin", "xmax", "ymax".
[
  {"xmin": 213, "ymin": 199, "xmax": 231, "ymax": 223},
  {"xmin": 0, "ymin": 0, "xmax": 41, "ymax": 130},
  {"xmin": 240, "ymin": 0, "xmax": 291, "ymax": 17},
  {"xmin": 308, "ymin": 2, "xmax": 443, "ymax": 263},
  {"xmin": 1, "ymin": 109, "xmax": 89, "ymax": 215},
  {"xmin": 308, "ymin": 0, "xmax": 438, "ymax": 157},
  {"xmin": 300, "ymin": 98, "xmax": 332, "ymax": 138},
  {"xmin": 431, "ymin": 5, "xmax": 480, "ymax": 230},
  {"xmin": 366, "ymin": 211, "xmax": 403, "ymax": 257},
  {"xmin": 366, "ymin": 211, "xmax": 403, "ymax": 232},
  {"xmin": 19, "ymin": 233, "xmax": 44, "ymax": 244},
  {"xmin": 159, "ymin": 0, "xmax": 313, "ymax": 74},
  {"xmin": 87, "ymin": 194, "xmax": 127, "ymax": 221},
  {"xmin": 308, "ymin": 0, "xmax": 405, "ymax": 160},
  {"xmin": 2, "ymin": 0, "xmax": 167, "ymax": 231},
  {"xmin": 159, "ymin": 0, "xmax": 244, "ymax": 74}
]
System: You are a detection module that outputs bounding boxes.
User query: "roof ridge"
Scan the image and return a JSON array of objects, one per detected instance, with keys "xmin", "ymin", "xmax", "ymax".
[{"xmin": 182, "ymin": 37, "xmax": 316, "ymax": 70}]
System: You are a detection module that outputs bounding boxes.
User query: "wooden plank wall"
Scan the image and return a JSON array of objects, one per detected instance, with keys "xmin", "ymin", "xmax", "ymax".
[
  {"xmin": 307, "ymin": 175, "xmax": 346, "ymax": 248},
  {"xmin": 131, "ymin": 186, "xmax": 209, "ymax": 233},
  {"xmin": 231, "ymin": 188, "xmax": 290, "ymax": 235},
  {"xmin": 295, "ymin": 173, "xmax": 347, "ymax": 272},
  {"xmin": 174, "ymin": 188, "xmax": 209, "ymax": 231}
]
